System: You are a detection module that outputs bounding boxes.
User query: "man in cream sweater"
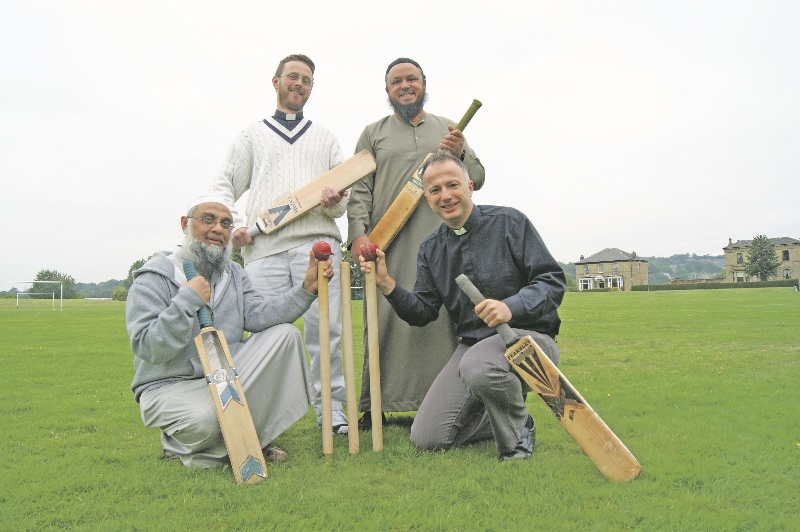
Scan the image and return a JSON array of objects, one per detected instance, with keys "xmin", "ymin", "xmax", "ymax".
[{"xmin": 210, "ymin": 54, "xmax": 350, "ymax": 434}]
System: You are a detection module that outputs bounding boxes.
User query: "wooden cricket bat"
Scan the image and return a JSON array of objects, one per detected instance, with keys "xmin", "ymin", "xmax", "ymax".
[
  {"xmin": 368, "ymin": 99, "xmax": 482, "ymax": 250},
  {"xmin": 455, "ymin": 274, "xmax": 641, "ymax": 482},
  {"xmin": 182, "ymin": 260, "xmax": 268, "ymax": 484},
  {"xmin": 247, "ymin": 150, "xmax": 376, "ymax": 238}
]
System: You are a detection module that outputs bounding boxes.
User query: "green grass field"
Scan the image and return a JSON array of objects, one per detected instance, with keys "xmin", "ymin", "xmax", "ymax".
[{"xmin": 1, "ymin": 289, "xmax": 798, "ymax": 530}]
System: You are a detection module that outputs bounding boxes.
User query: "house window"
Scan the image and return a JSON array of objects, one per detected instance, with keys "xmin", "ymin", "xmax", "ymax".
[
  {"xmin": 598, "ymin": 264, "xmax": 604, "ymax": 274},
  {"xmin": 736, "ymin": 272, "xmax": 745, "ymax": 282},
  {"xmin": 784, "ymin": 269, "xmax": 791, "ymax": 279},
  {"xmin": 782, "ymin": 250, "xmax": 789, "ymax": 261},
  {"xmin": 737, "ymin": 253, "xmax": 743, "ymax": 264},
  {"xmin": 612, "ymin": 263, "xmax": 619, "ymax": 274},
  {"xmin": 579, "ymin": 279, "xmax": 593, "ymax": 291},
  {"xmin": 583, "ymin": 266, "xmax": 589, "ymax": 276}
]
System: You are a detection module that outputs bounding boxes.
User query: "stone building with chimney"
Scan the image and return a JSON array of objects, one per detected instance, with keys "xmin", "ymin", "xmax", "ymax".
[
  {"xmin": 575, "ymin": 248, "xmax": 649, "ymax": 291},
  {"xmin": 723, "ymin": 237, "xmax": 800, "ymax": 282}
]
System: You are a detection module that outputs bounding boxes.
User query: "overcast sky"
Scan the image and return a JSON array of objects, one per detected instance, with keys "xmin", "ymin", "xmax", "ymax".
[{"xmin": 2, "ymin": 1, "xmax": 798, "ymax": 284}]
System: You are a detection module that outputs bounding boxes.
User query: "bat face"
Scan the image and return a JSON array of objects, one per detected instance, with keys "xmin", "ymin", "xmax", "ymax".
[
  {"xmin": 201, "ymin": 330, "xmax": 243, "ymax": 410},
  {"xmin": 505, "ymin": 336, "xmax": 585, "ymax": 422},
  {"xmin": 250, "ymin": 150, "xmax": 375, "ymax": 238}
]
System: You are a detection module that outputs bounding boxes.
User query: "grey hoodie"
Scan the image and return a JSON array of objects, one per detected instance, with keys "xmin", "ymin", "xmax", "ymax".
[{"xmin": 126, "ymin": 249, "xmax": 316, "ymax": 402}]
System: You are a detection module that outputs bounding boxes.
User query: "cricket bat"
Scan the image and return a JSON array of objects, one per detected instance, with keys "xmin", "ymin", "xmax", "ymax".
[
  {"xmin": 182, "ymin": 260, "xmax": 268, "ymax": 484},
  {"xmin": 368, "ymin": 99, "xmax": 482, "ymax": 250},
  {"xmin": 455, "ymin": 274, "xmax": 641, "ymax": 482},
  {"xmin": 247, "ymin": 150, "xmax": 376, "ymax": 238}
]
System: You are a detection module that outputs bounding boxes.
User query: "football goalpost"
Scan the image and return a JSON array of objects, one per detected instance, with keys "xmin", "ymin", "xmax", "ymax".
[{"xmin": 1, "ymin": 280, "xmax": 63, "ymax": 310}]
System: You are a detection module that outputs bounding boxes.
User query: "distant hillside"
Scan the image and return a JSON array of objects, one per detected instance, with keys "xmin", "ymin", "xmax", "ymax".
[
  {"xmin": 558, "ymin": 253, "xmax": 724, "ymax": 286},
  {"xmin": 76, "ymin": 280, "xmax": 124, "ymax": 298}
]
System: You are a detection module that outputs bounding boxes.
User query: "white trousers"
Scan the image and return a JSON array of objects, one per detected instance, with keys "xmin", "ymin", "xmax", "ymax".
[
  {"xmin": 245, "ymin": 237, "xmax": 346, "ymax": 415},
  {"xmin": 139, "ymin": 323, "xmax": 313, "ymax": 468}
]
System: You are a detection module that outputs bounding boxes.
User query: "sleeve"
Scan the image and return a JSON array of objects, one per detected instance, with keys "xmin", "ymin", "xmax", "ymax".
[
  {"xmin": 126, "ymin": 274, "xmax": 205, "ymax": 365},
  {"xmin": 209, "ymin": 129, "xmax": 255, "ymax": 228},
  {"xmin": 462, "ymin": 142, "xmax": 486, "ymax": 191},
  {"xmin": 240, "ymin": 270, "xmax": 317, "ymax": 333},
  {"xmin": 320, "ymin": 133, "xmax": 349, "ymax": 219},
  {"xmin": 502, "ymin": 215, "xmax": 566, "ymax": 324},
  {"xmin": 346, "ymin": 127, "xmax": 377, "ymax": 247},
  {"xmin": 384, "ymin": 246, "xmax": 443, "ymax": 327}
]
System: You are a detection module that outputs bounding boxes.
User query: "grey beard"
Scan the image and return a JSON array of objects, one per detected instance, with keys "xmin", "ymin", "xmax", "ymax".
[
  {"xmin": 184, "ymin": 232, "xmax": 230, "ymax": 283},
  {"xmin": 388, "ymin": 92, "xmax": 428, "ymax": 122}
]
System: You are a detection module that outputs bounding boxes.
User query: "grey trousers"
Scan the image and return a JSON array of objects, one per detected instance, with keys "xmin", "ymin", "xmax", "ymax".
[
  {"xmin": 410, "ymin": 329, "xmax": 560, "ymax": 454},
  {"xmin": 245, "ymin": 236, "xmax": 346, "ymax": 416},
  {"xmin": 139, "ymin": 323, "xmax": 313, "ymax": 468}
]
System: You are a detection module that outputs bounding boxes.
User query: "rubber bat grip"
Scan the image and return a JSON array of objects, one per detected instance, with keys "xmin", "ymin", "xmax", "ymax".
[
  {"xmin": 454, "ymin": 274, "xmax": 517, "ymax": 346},
  {"xmin": 183, "ymin": 260, "xmax": 212, "ymax": 328}
]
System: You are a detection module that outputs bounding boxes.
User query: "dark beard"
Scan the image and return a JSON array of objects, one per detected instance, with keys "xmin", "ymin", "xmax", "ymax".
[
  {"xmin": 189, "ymin": 240, "xmax": 228, "ymax": 283},
  {"xmin": 388, "ymin": 91, "xmax": 428, "ymax": 122}
]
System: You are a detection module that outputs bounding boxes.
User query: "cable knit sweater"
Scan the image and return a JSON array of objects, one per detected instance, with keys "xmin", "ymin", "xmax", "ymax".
[{"xmin": 211, "ymin": 117, "xmax": 346, "ymax": 264}]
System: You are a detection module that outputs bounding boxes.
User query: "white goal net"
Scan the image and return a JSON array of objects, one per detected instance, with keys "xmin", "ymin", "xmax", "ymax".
[{"xmin": 0, "ymin": 280, "xmax": 63, "ymax": 310}]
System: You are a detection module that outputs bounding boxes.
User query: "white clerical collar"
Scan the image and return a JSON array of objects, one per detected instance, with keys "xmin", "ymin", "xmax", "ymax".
[{"xmin": 454, "ymin": 227, "xmax": 467, "ymax": 235}]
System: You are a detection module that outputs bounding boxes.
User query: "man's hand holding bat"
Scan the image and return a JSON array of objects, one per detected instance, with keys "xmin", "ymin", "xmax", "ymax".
[
  {"xmin": 348, "ymin": 123, "xmax": 469, "ymax": 258},
  {"xmin": 232, "ymin": 187, "xmax": 348, "ymax": 248}
]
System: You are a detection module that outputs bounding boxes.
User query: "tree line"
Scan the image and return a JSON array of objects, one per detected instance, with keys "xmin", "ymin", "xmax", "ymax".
[{"xmin": 3, "ymin": 236, "xmax": 784, "ymax": 301}]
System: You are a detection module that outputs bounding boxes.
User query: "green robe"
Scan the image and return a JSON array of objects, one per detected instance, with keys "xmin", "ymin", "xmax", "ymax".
[{"xmin": 347, "ymin": 112, "xmax": 486, "ymax": 412}]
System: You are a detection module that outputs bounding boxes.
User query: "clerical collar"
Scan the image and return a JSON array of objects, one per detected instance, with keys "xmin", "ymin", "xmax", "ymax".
[
  {"xmin": 453, "ymin": 206, "xmax": 479, "ymax": 236},
  {"xmin": 273, "ymin": 110, "xmax": 303, "ymax": 121},
  {"xmin": 272, "ymin": 110, "xmax": 304, "ymax": 131}
]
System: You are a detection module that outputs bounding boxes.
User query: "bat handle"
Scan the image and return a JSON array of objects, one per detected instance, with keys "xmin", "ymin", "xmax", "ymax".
[
  {"xmin": 454, "ymin": 99, "xmax": 482, "ymax": 132},
  {"xmin": 246, "ymin": 225, "xmax": 262, "ymax": 238},
  {"xmin": 454, "ymin": 274, "xmax": 517, "ymax": 346},
  {"xmin": 182, "ymin": 260, "xmax": 212, "ymax": 328}
]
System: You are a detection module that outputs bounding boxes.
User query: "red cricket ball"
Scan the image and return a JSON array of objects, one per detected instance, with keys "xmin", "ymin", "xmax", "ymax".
[
  {"xmin": 361, "ymin": 242, "xmax": 379, "ymax": 261},
  {"xmin": 312, "ymin": 241, "xmax": 332, "ymax": 261}
]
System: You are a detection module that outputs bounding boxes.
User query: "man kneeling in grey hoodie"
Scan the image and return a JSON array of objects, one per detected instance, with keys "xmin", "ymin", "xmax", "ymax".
[{"xmin": 126, "ymin": 194, "xmax": 331, "ymax": 467}]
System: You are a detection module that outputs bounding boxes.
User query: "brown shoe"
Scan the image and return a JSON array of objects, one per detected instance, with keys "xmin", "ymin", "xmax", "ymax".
[{"xmin": 263, "ymin": 444, "xmax": 288, "ymax": 463}]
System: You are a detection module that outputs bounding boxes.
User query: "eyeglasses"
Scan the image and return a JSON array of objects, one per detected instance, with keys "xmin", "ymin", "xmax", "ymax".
[
  {"xmin": 282, "ymin": 72, "xmax": 313, "ymax": 87},
  {"xmin": 188, "ymin": 215, "xmax": 235, "ymax": 230}
]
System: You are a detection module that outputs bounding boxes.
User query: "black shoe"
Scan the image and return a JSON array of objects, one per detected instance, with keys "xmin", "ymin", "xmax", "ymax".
[
  {"xmin": 499, "ymin": 415, "xmax": 535, "ymax": 461},
  {"xmin": 358, "ymin": 411, "xmax": 387, "ymax": 430}
]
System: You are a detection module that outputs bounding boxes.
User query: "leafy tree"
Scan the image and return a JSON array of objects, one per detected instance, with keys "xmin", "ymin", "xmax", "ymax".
[
  {"xmin": 77, "ymin": 280, "xmax": 124, "ymax": 298},
  {"xmin": 563, "ymin": 271, "xmax": 577, "ymax": 291},
  {"xmin": 111, "ymin": 287, "xmax": 128, "ymax": 301},
  {"xmin": 744, "ymin": 235, "xmax": 780, "ymax": 281},
  {"xmin": 231, "ymin": 247, "xmax": 244, "ymax": 267},
  {"xmin": 341, "ymin": 244, "xmax": 364, "ymax": 300},
  {"xmin": 30, "ymin": 270, "xmax": 80, "ymax": 299},
  {"xmin": 124, "ymin": 258, "xmax": 148, "ymax": 289}
]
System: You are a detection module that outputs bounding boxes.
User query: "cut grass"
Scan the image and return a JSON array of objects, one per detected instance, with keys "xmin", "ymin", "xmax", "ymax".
[{"xmin": 0, "ymin": 289, "xmax": 798, "ymax": 530}]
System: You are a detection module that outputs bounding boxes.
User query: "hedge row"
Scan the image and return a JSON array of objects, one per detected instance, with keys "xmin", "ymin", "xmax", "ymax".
[{"xmin": 631, "ymin": 279, "xmax": 799, "ymax": 291}]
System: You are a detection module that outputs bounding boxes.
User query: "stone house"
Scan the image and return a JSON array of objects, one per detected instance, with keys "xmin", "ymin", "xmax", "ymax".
[
  {"xmin": 723, "ymin": 237, "xmax": 800, "ymax": 282},
  {"xmin": 575, "ymin": 248, "xmax": 649, "ymax": 291}
]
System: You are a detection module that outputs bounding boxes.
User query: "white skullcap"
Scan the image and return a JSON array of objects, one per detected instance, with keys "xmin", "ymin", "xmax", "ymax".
[{"xmin": 186, "ymin": 194, "xmax": 234, "ymax": 213}]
